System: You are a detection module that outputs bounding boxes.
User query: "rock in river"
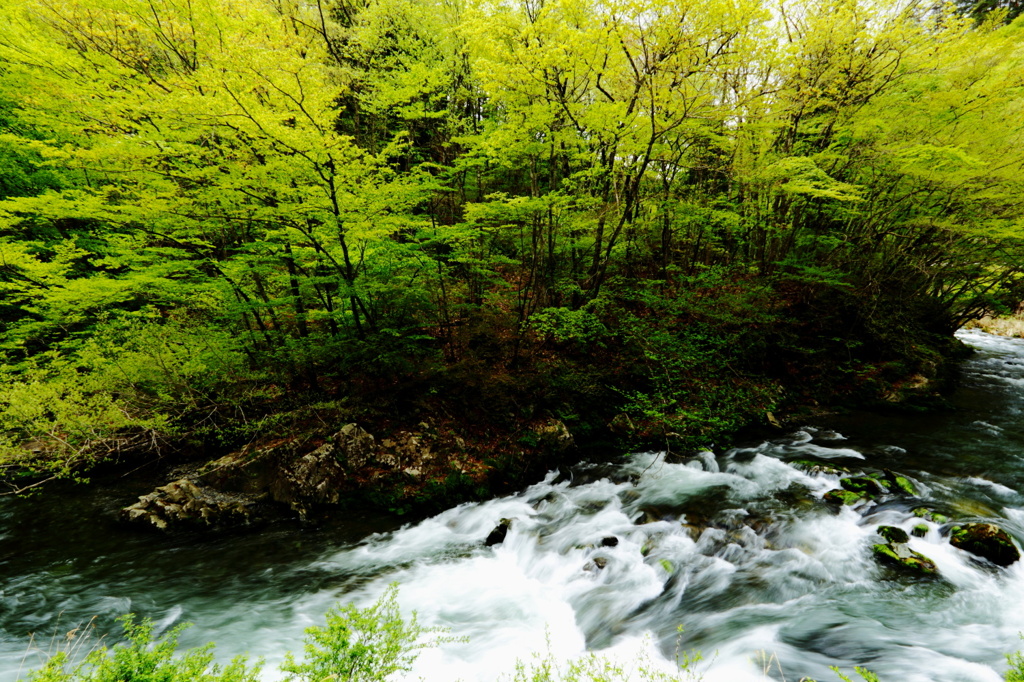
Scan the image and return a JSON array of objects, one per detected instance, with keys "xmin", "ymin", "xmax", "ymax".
[
  {"xmin": 872, "ymin": 525, "xmax": 938, "ymax": 576},
  {"xmin": 486, "ymin": 518, "xmax": 513, "ymax": 546},
  {"xmin": 949, "ymin": 523, "xmax": 1020, "ymax": 567}
]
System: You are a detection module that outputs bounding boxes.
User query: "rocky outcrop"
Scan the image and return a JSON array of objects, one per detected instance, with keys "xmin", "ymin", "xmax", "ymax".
[
  {"xmin": 949, "ymin": 523, "xmax": 1021, "ymax": 566},
  {"xmin": 123, "ymin": 418, "xmax": 574, "ymax": 532},
  {"xmin": 122, "ymin": 479, "xmax": 265, "ymax": 531},
  {"xmin": 872, "ymin": 525, "xmax": 938, "ymax": 576},
  {"xmin": 334, "ymin": 424, "xmax": 377, "ymax": 470},
  {"xmin": 123, "ymin": 422, "xmax": 385, "ymax": 529}
]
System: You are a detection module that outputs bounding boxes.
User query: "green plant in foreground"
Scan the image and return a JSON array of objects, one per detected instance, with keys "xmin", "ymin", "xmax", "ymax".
[
  {"xmin": 25, "ymin": 614, "xmax": 260, "ymax": 682},
  {"xmin": 826, "ymin": 665, "xmax": 880, "ymax": 682},
  {"xmin": 1005, "ymin": 637, "xmax": 1024, "ymax": 682},
  {"xmin": 280, "ymin": 583, "xmax": 457, "ymax": 682}
]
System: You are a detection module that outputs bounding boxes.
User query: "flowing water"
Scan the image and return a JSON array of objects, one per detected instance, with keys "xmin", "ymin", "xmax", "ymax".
[{"xmin": 4, "ymin": 328, "xmax": 1024, "ymax": 681}]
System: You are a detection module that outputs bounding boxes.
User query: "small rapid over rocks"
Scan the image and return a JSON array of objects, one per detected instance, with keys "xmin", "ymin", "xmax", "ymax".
[{"xmin": 4, "ymin": 329, "xmax": 1024, "ymax": 681}]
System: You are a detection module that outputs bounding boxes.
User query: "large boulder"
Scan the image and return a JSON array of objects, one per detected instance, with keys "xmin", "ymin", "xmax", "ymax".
[
  {"xmin": 334, "ymin": 423, "xmax": 377, "ymax": 470},
  {"xmin": 949, "ymin": 523, "xmax": 1020, "ymax": 566},
  {"xmin": 275, "ymin": 443, "xmax": 349, "ymax": 519},
  {"xmin": 123, "ymin": 423, "xmax": 377, "ymax": 529}
]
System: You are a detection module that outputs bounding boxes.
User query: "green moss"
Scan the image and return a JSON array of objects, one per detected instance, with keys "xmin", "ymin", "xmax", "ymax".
[
  {"xmin": 892, "ymin": 475, "xmax": 917, "ymax": 496},
  {"xmin": 840, "ymin": 476, "xmax": 885, "ymax": 496},
  {"xmin": 872, "ymin": 543, "xmax": 900, "ymax": 561},
  {"xmin": 872, "ymin": 543, "xmax": 938, "ymax": 575},
  {"xmin": 878, "ymin": 525, "xmax": 909, "ymax": 544},
  {"xmin": 912, "ymin": 507, "xmax": 948, "ymax": 524},
  {"xmin": 824, "ymin": 489, "xmax": 864, "ymax": 505},
  {"xmin": 911, "ymin": 524, "xmax": 929, "ymax": 538}
]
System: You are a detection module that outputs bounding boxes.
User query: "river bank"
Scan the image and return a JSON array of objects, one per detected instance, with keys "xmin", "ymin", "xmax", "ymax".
[
  {"xmin": 5, "ymin": 329, "xmax": 1024, "ymax": 681},
  {"xmin": 57, "ymin": 338, "xmax": 974, "ymax": 532},
  {"xmin": 3, "ymin": 285, "xmax": 974, "ymax": 531}
]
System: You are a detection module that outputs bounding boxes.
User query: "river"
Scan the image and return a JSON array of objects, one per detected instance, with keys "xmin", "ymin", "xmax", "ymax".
[{"xmin": 3, "ymin": 328, "xmax": 1024, "ymax": 681}]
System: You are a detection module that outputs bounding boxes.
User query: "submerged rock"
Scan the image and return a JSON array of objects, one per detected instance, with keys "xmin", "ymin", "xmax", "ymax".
[{"xmin": 949, "ymin": 523, "xmax": 1021, "ymax": 567}]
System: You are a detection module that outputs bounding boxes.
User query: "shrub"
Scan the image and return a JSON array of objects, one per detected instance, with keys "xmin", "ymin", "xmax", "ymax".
[
  {"xmin": 280, "ymin": 583, "xmax": 456, "ymax": 682},
  {"xmin": 25, "ymin": 615, "xmax": 260, "ymax": 682}
]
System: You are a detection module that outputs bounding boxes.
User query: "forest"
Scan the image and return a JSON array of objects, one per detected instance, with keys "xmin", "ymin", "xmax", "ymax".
[{"xmin": 0, "ymin": 0, "xmax": 1023, "ymax": 498}]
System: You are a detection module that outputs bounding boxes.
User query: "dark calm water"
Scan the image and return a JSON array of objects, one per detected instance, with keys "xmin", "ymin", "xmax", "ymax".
[{"xmin": 3, "ymin": 328, "xmax": 1024, "ymax": 681}]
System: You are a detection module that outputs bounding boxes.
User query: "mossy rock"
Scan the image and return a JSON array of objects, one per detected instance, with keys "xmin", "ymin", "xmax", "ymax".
[
  {"xmin": 878, "ymin": 525, "xmax": 909, "ymax": 544},
  {"xmin": 840, "ymin": 476, "xmax": 887, "ymax": 497},
  {"xmin": 912, "ymin": 507, "xmax": 949, "ymax": 524},
  {"xmin": 824, "ymin": 489, "xmax": 865, "ymax": 506},
  {"xmin": 949, "ymin": 523, "xmax": 1020, "ymax": 567},
  {"xmin": 882, "ymin": 469, "xmax": 917, "ymax": 496},
  {"xmin": 872, "ymin": 543, "xmax": 938, "ymax": 575},
  {"xmin": 790, "ymin": 460, "xmax": 848, "ymax": 476},
  {"xmin": 911, "ymin": 523, "xmax": 929, "ymax": 538}
]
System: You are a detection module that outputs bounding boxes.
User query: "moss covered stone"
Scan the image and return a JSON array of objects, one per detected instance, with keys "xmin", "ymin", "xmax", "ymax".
[
  {"xmin": 912, "ymin": 507, "xmax": 949, "ymax": 524},
  {"xmin": 949, "ymin": 523, "xmax": 1020, "ymax": 567},
  {"xmin": 824, "ymin": 489, "xmax": 864, "ymax": 505},
  {"xmin": 872, "ymin": 542, "xmax": 938, "ymax": 575},
  {"xmin": 911, "ymin": 523, "xmax": 929, "ymax": 538},
  {"xmin": 840, "ymin": 476, "xmax": 887, "ymax": 497},
  {"xmin": 790, "ymin": 460, "xmax": 847, "ymax": 476},
  {"xmin": 878, "ymin": 525, "xmax": 909, "ymax": 544},
  {"xmin": 885, "ymin": 471, "xmax": 917, "ymax": 496}
]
